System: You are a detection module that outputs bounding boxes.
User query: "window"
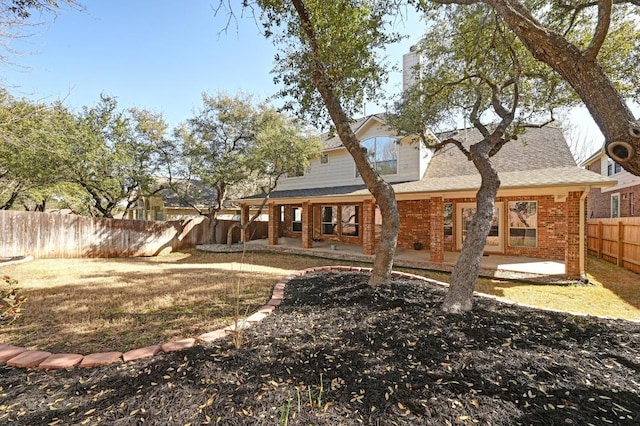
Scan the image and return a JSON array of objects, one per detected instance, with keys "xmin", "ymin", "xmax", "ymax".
[
  {"xmin": 321, "ymin": 206, "xmax": 337, "ymax": 235},
  {"xmin": 341, "ymin": 205, "xmax": 359, "ymax": 236},
  {"xmin": 320, "ymin": 153, "xmax": 329, "ymax": 164},
  {"xmin": 611, "ymin": 193, "xmax": 620, "ymax": 218},
  {"xmin": 509, "ymin": 201, "xmax": 537, "ymax": 247},
  {"xmin": 444, "ymin": 203, "xmax": 453, "ymax": 243},
  {"xmin": 374, "ymin": 205, "xmax": 383, "ymax": 239},
  {"xmin": 607, "ymin": 158, "xmax": 622, "ymax": 176},
  {"xmin": 356, "ymin": 136, "xmax": 398, "ymax": 177},
  {"xmin": 280, "ymin": 206, "xmax": 285, "ymax": 222},
  {"xmin": 291, "ymin": 207, "xmax": 302, "ymax": 232}
]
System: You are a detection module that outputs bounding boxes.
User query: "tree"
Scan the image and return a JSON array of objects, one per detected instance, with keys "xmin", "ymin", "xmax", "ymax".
[
  {"xmin": 226, "ymin": 104, "xmax": 323, "ymax": 245},
  {"xmin": 391, "ymin": 3, "xmax": 575, "ymax": 312},
  {"xmin": 253, "ymin": 0, "xmax": 403, "ymax": 285},
  {"xmin": 0, "ymin": 0, "xmax": 81, "ymax": 64},
  {"xmin": 162, "ymin": 92, "xmax": 321, "ymax": 243},
  {"xmin": 419, "ymin": 0, "xmax": 640, "ymax": 176},
  {"xmin": 56, "ymin": 95, "xmax": 167, "ymax": 218},
  {"xmin": 0, "ymin": 90, "xmax": 66, "ymax": 210}
]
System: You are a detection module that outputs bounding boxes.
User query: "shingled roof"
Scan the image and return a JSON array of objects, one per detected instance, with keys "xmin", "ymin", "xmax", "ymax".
[{"xmin": 241, "ymin": 124, "xmax": 615, "ymax": 202}]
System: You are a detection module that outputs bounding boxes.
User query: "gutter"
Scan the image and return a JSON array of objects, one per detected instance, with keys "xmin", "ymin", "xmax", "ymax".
[{"xmin": 579, "ymin": 187, "xmax": 590, "ymax": 281}]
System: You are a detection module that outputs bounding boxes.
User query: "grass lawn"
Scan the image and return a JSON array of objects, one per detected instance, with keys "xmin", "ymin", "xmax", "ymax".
[{"xmin": 1, "ymin": 250, "xmax": 638, "ymax": 354}]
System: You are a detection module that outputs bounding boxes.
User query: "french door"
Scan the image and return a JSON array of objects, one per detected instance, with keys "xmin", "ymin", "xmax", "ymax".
[{"xmin": 457, "ymin": 202, "xmax": 504, "ymax": 253}]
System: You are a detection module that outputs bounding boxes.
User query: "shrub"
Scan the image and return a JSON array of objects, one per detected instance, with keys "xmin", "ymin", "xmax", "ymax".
[{"xmin": 1, "ymin": 275, "xmax": 27, "ymax": 325}]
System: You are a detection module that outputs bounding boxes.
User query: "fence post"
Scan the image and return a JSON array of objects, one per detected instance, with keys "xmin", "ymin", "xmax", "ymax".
[
  {"xmin": 597, "ymin": 221, "xmax": 603, "ymax": 259},
  {"xmin": 617, "ymin": 221, "xmax": 624, "ymax": 267}
]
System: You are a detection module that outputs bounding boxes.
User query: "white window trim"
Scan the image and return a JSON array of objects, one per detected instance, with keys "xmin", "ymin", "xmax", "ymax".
[
  {"xmin": 457, "ymin": 202, "xmax": 504, "ymax": 253},
  {"xmin": 611, "ymin": 193, "xmax": 620, "ymax": 218},
  {"xmin": 508, "ymin": 201, "xmax": 538, "ymax": 248}
]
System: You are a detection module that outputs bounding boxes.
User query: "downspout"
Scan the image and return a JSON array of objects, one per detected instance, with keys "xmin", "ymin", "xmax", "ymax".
[{"xmin": 579, "ymin": 187, "xmax": 590, "ymax": 281}]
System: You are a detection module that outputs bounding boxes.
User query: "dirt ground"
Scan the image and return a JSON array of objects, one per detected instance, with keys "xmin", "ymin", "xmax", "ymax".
[{"xmin": 1, "ymin": 271, "xmax": 638, "ymax": 425}]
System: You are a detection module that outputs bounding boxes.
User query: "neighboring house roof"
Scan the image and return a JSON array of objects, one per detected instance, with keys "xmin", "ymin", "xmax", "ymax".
[
  {"xmin": 241, "ymin": 124, "xmax": 616, "ymax": 202},
  {"xmin": 580, "ymin": 145, "xmax": 606, "ymax": 167},
  {"xmin": 143, "ymin": 179, "xmax": 231, "ymax": 209}
]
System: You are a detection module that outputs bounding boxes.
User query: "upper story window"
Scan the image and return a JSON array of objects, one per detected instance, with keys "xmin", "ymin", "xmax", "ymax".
[
  {"xmin": 356, "ymin": 136, "xmax": 398, "ymax": 177},
  {"xmin": 320, "ymin": 153, "xmax": 329, "ymax": 164},
  {"xmin": 607, "ymin": 158, "xmax": 622, "ymax": 176}
]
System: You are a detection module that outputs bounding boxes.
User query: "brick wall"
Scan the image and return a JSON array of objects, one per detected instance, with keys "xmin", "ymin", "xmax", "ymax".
[
  {"xmin": 397, "ymin": 199, "xmax": 431, "ymax": 249},
  {"xmin": 502, "ymin": 195, "xmax": 566, "ymax": 260},
  {"xmin": 619, "ymin": 187, "xmax": 640, "ymax": 217},
  {"xmin": 396, "ymin": 195, "xmax": 570, "ymax": 261},
  {"xmin": 587, "ymin": 187, "xmax": 612, "ymax": 218},
  {"xmin": 585, "ymin": 161, "xmax": 611, "ymax": 218},
  {"xmin": 564, "ymin": 191, "xmax": 583, "ymax": 276}
]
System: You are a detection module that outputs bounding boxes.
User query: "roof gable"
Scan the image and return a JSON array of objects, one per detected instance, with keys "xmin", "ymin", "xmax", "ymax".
[{"xmin": 321, "ymin": 114, "xmax": 388, "ymax": 151}]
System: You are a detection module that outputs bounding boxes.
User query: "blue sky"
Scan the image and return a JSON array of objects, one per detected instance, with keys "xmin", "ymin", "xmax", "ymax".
[
  {"xmin": 2, "ymin": 0, "xmax": 422, "ymax": 129},
  {"xmin": 1, "ymin": 0, "xmax": 616, "ymax": 158}
]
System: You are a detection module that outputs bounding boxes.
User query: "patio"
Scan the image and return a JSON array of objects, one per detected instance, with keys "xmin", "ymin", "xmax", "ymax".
[{"xmin": 239, "ymin": 237, "xmax": 566, "ymax": 281}]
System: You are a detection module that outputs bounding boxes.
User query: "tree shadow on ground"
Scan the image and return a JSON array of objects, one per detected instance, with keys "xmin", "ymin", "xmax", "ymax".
[{"xmin": 2, "ymin": 271, "xmax": 637, "ymax": 425}]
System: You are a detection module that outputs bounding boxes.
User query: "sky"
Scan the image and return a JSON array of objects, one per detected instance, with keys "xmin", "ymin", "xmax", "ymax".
[
  {"xmin": 0, "ymin": 0, "xmax": 613, "ymax": 158},
  {"xmin": 1, "ymin": 0, "xmax": 422, "ymax": 129}
]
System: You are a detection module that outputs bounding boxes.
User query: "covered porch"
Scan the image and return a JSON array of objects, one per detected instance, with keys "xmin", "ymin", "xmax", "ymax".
[{"xmin": 245, "ymin": 237, "xmax": 566, "ymax": 281}]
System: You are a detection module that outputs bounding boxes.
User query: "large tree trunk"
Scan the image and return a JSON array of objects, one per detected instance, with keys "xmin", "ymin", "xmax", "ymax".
[
  {"xmin": 485, "ymin": 0, "xmax": 640, "ymax": 175},
  {"xmin": 442, "ymin": 142, "xmax": 500, "ymax": 313},
  {"xmin": 291, "ymin": 0, "xmax": 399, "ymax": 286}
]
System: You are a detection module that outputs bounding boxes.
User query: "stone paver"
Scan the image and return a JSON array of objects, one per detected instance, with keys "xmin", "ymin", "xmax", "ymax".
[
  {"xmin": 7, "ymin": 350, "xmax": 52, "ymax": 368},
  {"xmin": 197, "ymin": 329, "xmax": 227, "ymax": 342},
  {"xmin": 122, "ymin": 345, "xmax": 161, "ymax": 362},
  {"xmin": 267, "ymin": 298, "xmax": 282, "ymax": 306},
  {"xmin": 256, "ymin": 305, "xmax": 276, "ymax": 314},
  {"xmin": 161, "ymin": 338, "xmax": 196, "ymax": 353},
  {"xmin": 39, "ymin": 353, "xmax": 84, "ymax": 370},
  {"xmin": 80, "ymin": 351, "xmax": 123, "ymax": 368},
  {"xmin": 246, "ymin": 311, "xmax": 269, "ymax": 322},
  {"xmin": 0, "ymin": 345, "xmax": 27, "ymax": 362}
]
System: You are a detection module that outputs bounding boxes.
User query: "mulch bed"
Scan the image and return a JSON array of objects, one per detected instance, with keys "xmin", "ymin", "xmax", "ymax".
[{"xmin": 1, "ymin": 271, "xmax": 639, "ymax": 425}]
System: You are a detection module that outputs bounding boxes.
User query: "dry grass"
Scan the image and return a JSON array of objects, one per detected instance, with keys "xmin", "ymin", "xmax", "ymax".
[
  {"xmin": 0, "ymin": 250, "xmax": 367, "ymax": 354},
  {"xmin": 1, "ymin": 250, "xmax": 637, "ymax": 355},
  {"xmin": 471, "ymin": 256, "xmax": 640, "ymax": 320}
]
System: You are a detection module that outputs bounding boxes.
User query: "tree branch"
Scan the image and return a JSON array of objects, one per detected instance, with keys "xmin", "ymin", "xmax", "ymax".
[{"xmin": 585, "ymin": 0, "xmax": 612, "ymax": 60}]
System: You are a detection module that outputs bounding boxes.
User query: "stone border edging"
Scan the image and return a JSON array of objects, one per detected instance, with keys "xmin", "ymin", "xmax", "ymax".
[
  {"xmin": 0, "ymin": 266, "xmax": 366, "ymax": 370},
  {"xmin": 1, "ymin": 265, "xmax": 637, "ymax": 371}
]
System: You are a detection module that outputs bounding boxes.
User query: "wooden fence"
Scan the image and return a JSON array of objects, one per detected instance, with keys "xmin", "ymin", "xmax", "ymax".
[
  {"xmin": 0, "ymin": 210, "xmax": 268, "ymax": 259},
  {"xmin": 587, "ymin": 217, "xmax": 640, "ymax": 274}
]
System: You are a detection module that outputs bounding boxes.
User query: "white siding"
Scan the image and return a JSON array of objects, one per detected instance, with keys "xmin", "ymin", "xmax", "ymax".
[
  {"xmin": 277, "ymin": 118, "xmax": 427, "ymax": 191},
  {"xmin": 602, "ymin": 170, "xmax": 640, "ymax": 192},
  {"xmin": 599, "ymin": 155, "xmax": 640, "ymax": 192}
]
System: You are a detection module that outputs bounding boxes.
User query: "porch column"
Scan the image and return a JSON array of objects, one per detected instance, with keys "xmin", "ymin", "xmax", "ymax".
[
  {"xmin": 429, "ymin": 196, "xmax": 444, "ymax": 263},
  {"xmin": 301, "ymin": 201, "xmax": 313, "ymax": 248},
  {"xmin": 268, "ymin": 202, "xmax": 279, "ymax": 246},
  {"xmin": 565, "ymin": 191, "xmax": 582, "ymax": 277},
  {"xmin": 362, "ymin": 199, "xmax": 376, "ymax": 255},
  {"xmin": 240, "ymin": 204, "xmax": 250, "ymax": 243}
]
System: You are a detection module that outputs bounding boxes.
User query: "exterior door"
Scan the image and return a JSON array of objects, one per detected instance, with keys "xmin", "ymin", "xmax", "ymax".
[{"xmin": 457, "ymin": 202, "xmax": 504, "ymax": 253}]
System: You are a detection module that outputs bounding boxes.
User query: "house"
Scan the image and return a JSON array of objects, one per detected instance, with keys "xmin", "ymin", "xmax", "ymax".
[
  {"xmin": 237, "ymin": 117, "xmax": 616, "ymax": 278},
  {"xmin": 128, "ymin": 184, "xmax": 266, "ymax": 222},
  {"xmin": 581, "ymin": 147, "xmax": 640, "ymax": 218}
]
